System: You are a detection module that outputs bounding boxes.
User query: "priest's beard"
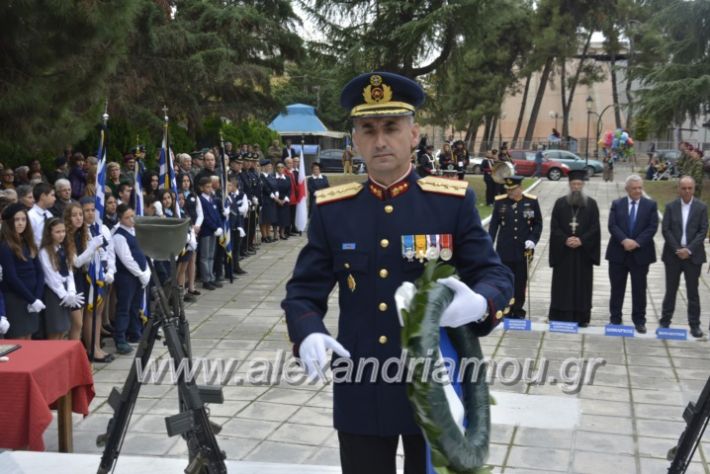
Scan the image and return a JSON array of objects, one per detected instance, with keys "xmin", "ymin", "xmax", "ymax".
[{"xmin": 566, "ymin": 190, "xmax": 587, "ymax": 208}]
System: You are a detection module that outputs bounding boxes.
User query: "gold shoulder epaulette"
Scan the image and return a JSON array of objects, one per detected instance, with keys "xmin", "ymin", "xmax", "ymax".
[
  {"xmin": 416, "ymin": 176, "xmax": 468, "ymax": 197},
  {"xmin": 495, "ymin": 194, "xmax": 507, "ymax": 201},
  {"xmin": 316, "ymin": 182, "xmax": 364, "ymax": 205},
  {"xmin": 524, "ymin": 193, "xmax": 537, "ymax": 200}
]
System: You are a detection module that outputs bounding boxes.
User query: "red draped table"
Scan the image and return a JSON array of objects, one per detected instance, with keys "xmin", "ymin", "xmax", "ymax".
[{"xmin": 0, "ymin": 340, "xmax": 94, "ymax": 452}]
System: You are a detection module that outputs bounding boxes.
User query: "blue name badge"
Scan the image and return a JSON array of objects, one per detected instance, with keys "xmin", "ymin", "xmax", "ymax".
[
  {"xmin": 550, "ymin": 321, "xmax": 578, "ymax": 334},
  {"xmin": 604, "ymin": 324, "xmax": 635, "ymax": 337},
  {"xmin": 656, "ymin": 327, "xmax": 688, "ymax": 341},
  {"xmin": 341, "ymin": 243, "xmax": 356, "ymax": 250},
  {"xmin": 504, "ymin": 318, "xmax": 531, "ymax": 331}
]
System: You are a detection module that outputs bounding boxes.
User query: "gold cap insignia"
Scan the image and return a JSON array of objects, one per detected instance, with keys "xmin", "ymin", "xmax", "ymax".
[{"xmin": 363, "ymin": 75, "xmax": 393, "ymax": 105}]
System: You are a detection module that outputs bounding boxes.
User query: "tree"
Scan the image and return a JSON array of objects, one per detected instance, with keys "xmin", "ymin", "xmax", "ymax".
[
  {"xmin": 0, "ymin": 0, "xmax": 140, "ymax": 160},
  {"xmin": 635, "ymin": 0, "xmax": 710, "ymax": 136},
  {"xmin": 300, "ymin": 0, "xmax": 489, "ymax": 78}
]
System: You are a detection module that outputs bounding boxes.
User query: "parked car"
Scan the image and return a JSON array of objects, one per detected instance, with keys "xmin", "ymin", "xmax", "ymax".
[
  {"xmin": 467, "ymin": 155, "xmax": 485, "ymax": 174},
  {"xmin": 511, "ymin": 149, "xmax": 603, "ymax": 176},
  {"xmin": 511, "ymin": 155, "xmax": 570, "ymax": 181},
  {"xmin": 315, "ymin": 149, "xmax": 365, "ymax": 173}
]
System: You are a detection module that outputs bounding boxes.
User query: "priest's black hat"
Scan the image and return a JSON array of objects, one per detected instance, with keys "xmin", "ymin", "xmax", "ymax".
[{"xmin": 568, "ymin": 170, "xmax": 588, "ymax": 181}]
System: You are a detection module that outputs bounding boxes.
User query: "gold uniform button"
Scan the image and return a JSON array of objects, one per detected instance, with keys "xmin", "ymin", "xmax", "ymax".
[
  {"xmin": 495, "ymin": 310, "xmax": 503, "ymax": 320},
  {"xmin": 379, "ymin": 268, "xmax": 389, "ymax": 278},
  {"xmin": 378, "ymin": 302, "xmax": 388, "ymax": 312},
  {"xmin": 509, "ymin": 298, "xmax": 515, "ymax": 305},
  {"xmin": 503, "ymin": 307, "xmax": 510, "ymax": 315},
  {"xmin": 344, "ymin": 263, "xmax": 350, "ymax": 269},
  {"xmin": 384, "ymin": 205, "xmax": 394, "ymax": 214},
  {"xmin": 379, "ymin": 335, "xmax": 388, "ymax": 344},
  {"xmin": 380, "ymin": 239, "xmax": 389, "ymax": 248}
]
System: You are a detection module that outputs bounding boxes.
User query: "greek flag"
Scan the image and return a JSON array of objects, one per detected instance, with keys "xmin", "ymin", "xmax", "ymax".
[
  {"xmin": 134, "ymin": 165, "xmax": 149, "ymax": 322},
  {"xmin": 87, "ymin": 129, "xmax": 108, "ymax": 311},
  {"xmin": 158, "ymin": 123, "xmax": 181, "ymax": 217}
]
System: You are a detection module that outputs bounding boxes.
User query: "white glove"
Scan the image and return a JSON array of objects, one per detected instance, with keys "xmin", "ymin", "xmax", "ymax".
[
  {"xmin": 223, "ymin": 207, "xmax": 230, "ymax": 218},
  {"xmin": 214, "ymin": 228, "xmax": 224, "ymax": 237},
  {"xmin": 27, "ymin": 299, "xmax": 46, "ymax": 313},
  {"xmin": 252, "ymin": 196, "xmax": 259, "ymax": 206},
  {"xmin": 524, "ymin": 240, "xmax": 536, "ymax": 250},
  {"xmin": 187, "ymin": 232, "xmax": 198, "ymax": 251},
  {"xmin": 394, "ymin": 281, "xmax": 417, "ymax": 327},
  {"xmin": 238, "ymin": 197, "xmax": 249, "ymax": 216},
  {"xmin": 89, "ymin": 235, "xmax": 104, "ymax": 251},
  {"xmin": 437, "ymin": 277, "xmax": 487, "ymax": 327},
  {"xmin": 238, "ymin": 227, "xmax": 246, "ymax": 238},
  {"xmin": 283, "ymin": 196, "xmax": 290, "ymax": 203},
  {"xmin": 0, "ymin": 316, "xmax": 9, "ymax": 335},
  {"xmin": 73, "ymin": 292, "xmax": 85, "ymax": 307},
  {"xmin": 139, "ymin": 269, "xmax": 151, "ymax": 288},
  {"xmin": 299, "ymin": 333, "xmax": 351, "ymax": 381},
  {"xmin": 104, "ymin": 272, "xmax": 114, "ymax": 284},
  {"xmin": 0, "ymin": 264, "xmax": 3, "ymax": 282}
]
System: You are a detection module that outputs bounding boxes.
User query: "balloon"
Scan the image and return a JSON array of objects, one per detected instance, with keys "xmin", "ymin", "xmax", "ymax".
[
  {"xmin": 612, "ymin": 138, "xmax": 619, "ymax": 149},
  {"xmin": 615, "ymin": 129, "xmax": 622, "ymax": 139},
  {"xmin": 621, "ymin": 132, "xmax": 629, "ymax": 143},
  {"xmin": 627, "ymin": 137, "xmax": 634, "ymax": 146}
]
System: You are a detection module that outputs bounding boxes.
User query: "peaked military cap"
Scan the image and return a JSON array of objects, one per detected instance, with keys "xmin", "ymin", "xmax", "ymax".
[
  {"xmin": 503, "ymin": 175, "xmax": 524, "ymax": 189},
  {"xmin": 568, "ymin": 169, "xmax": 588, "ymax": 181},
  {"xmin": 340, "ymin": 71, "xmax": 425, "ymax": 118}
]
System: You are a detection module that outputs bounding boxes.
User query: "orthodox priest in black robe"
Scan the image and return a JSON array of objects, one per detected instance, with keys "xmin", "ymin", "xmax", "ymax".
[{"xmin": 548, "ymin": 170, "xmax": 601, "ymax": 326}]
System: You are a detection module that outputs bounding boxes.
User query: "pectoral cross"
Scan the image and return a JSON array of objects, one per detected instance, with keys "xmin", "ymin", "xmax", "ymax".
[{"xmin": 570, "ymin": 216, "xmax": 579, "ymax": 235}]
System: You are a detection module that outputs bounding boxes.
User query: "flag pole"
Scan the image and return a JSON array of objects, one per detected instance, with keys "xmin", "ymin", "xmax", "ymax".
[
  {"xmin": 89, "ymin": 99, "xmax": 109, "ymax": 362},
  {"xmin": 219, "ymin": 130, "xmax": 234, "ymax": 283}
]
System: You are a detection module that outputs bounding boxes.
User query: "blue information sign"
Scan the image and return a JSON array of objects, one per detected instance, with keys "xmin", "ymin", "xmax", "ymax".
[
  {"xmin": 655, "ymin": 327, "xmax": 688, "ymax": 341},
  {"xmin": 604, "ymin": 324, "xmax": 635, "ymax": 337},
  {"xmin": 550, "ymin": 321, "xmax": 579, "ymax": 334},
  {"xmin": 504, "ymin": 318, "xmax": 532, "ymax": 331}
]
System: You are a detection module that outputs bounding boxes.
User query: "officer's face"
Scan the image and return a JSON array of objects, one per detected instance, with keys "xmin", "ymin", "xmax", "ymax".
[{"xmin": 352, "ymin": 115, "xmax": 419, "ymax": 180}]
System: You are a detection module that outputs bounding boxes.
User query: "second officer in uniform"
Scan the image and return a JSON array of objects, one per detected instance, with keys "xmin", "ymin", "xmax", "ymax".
[{"xmin": 489, "ymin": 175, "xmax": 543, "ymax": 319}]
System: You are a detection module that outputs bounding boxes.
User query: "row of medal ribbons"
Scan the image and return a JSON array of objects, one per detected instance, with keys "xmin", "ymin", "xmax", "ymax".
[{"xmin": 401, "ymin": 234, "xmax": 453, "ymax": 262}]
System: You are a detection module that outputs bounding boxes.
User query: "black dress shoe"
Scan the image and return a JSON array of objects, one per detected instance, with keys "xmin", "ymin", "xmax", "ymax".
[
  {"xmin": 578, "ymin": 322, "xmax": 589, "ymax": 328},
  {"xmin": 234, "ymin": 268, "xmax": 247, "ymax": 275},
  {"xmin": 609, "ymin": 319, "xmax": 622, "ymax": 325},
  {"xmin": 635, "ymin": 324, "xmax": 647, "ymax": 334},
  {"xmin": 203, "ymin": 282, "xmax": 216, "ymax": 290},
  {"xmin": 691, "ymin": 327, "xmax": 704, "ymax": 338},
  {"xmin": 212, "ymin": 281, "xmax": 223, "ymax": 288},
  {"xmin": 659, "ymin": 319, "xmax": 670, "ymax": 328}
]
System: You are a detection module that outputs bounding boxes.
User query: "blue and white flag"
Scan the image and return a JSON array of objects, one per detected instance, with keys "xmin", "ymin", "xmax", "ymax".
[
  {"xmin": 158, "ymin": 124, "xmax": 181, "ymax": 217},
  {"xmin": 87, "ymin": 128, "xmax": 108, "ymax": 311}
]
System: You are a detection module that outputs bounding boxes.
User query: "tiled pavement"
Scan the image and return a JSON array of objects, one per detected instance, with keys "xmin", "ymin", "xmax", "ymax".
[{"xmin": 42, "ymin": 165, "xmax": 710, "ymax": 473}]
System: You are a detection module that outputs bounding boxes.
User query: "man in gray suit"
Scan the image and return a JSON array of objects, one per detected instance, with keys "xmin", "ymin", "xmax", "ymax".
[{"xmin": 660, "ymin": 176, "xmax": 708, "ymax": 337}]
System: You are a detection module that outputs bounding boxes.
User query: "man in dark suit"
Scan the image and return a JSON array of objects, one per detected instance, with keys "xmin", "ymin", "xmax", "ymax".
[
  {"xmin": 606, "ymin": 175, "xmax": 658, "ymax": 333},
  {"xmin": 306, "ymin": 162, "xmax": 329, "ymax": 216},
  {"xmin": 660, "ymin": 176, "xmax": 708, "ymax": 337},
  {"xmin": 281, "ymin": 138, "xmax": 295, "ymax": 161}
]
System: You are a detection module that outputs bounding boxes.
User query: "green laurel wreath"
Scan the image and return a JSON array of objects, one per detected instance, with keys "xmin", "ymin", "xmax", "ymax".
[{"xmin": 400, "ymin": 261, "xmax": 492, "ymax": 474}]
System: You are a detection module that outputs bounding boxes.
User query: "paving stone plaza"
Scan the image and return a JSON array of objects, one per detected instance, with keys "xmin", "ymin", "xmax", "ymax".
[{"xmin": 41, "ymin": 164, "xmax": 710, "ymax": 473}]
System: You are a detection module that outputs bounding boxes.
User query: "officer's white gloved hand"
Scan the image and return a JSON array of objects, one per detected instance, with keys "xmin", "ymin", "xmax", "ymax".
[
  {"xmin": 0, "ymin": 264, "xmax": 3, "ymax": 282},
  {"xmin": 223, "ymin": 207, "xmax": 231, "ymax": 218},
  {"xmin": 299, "ymin": 333, "xmax": 351, "ymax": 381},
  {"xmin": 0, "ymin": 316, "xmax": 9, "ymax": 335},
  {"xmin": 27, "ymin": 299, "xmax": 46, "ymax": 313},
  {"xmin": 524, "ymin": 240, "xmax": 536, "ymax": 250},
  {"xmin": 105, "ymin": 272, "xmax": 115, "ymax": 285},
  {"xmin": 394, "ymin": 281, "xmax": 417, "ymax": 327},
  {"xmin": 437, "ymin": 277, "xmax": 487, "ymax": 327},
  {"xmin": 214, "ymin": 227, "xmax": 223, "ymax": 237},
  {"xmin": 252, "ymin": 197, "xmax": 259, "ymax": 206},
  {"xmin": 238, "ymin": 227, "xmax": 246, "ymax": 238}
]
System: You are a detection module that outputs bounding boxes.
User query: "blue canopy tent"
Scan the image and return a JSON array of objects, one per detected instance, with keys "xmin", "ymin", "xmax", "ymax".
[{"xmin": 268, "ymin": 103, "xmax": 347, "ymax": 166}]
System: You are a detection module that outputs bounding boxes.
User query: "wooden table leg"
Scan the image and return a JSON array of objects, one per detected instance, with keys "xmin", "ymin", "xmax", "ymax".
[{"xmin": 57, "ymin": 390, "xmax": 73, "ymax": 453}]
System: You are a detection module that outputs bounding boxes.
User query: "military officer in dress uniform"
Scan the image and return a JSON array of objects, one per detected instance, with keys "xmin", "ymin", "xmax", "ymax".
[
  {"xmin": 488, "ymin": 175, "xmax": 543, "ymax": 319},
  {"xmin": 282, "ymin": 71, "xmax": 514, "ymax": 474}
]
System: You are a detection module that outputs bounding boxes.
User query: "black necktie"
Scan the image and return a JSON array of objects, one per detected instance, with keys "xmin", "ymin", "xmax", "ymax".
[{"xmin": 57, "ymin": 246, "xmax": 69, "ymax": 276}]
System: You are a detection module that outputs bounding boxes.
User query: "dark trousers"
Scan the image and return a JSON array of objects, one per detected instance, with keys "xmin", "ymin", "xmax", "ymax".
[
  {"xmin": 230, "ymin": 229, "xmax": 242, "ymax": 270},
  {"xmin": 484, "ymin": 174, "xmax": 495, "ymax": 205},
  {"xmin": 289, "ymin": 204, "xmax": 297, "ymax": 233},
  {"xmin": 609, "ymin": 261, "xmax": 649, "ymax": 325},
  {"xmin": 338, "ymin": 431, "xmax": 426, "ymax": 474},
  {"xmin": 213, "ymin": 240, "xmax": 225, "ymax": 279},
  {"xmin": 242, "ymin": 211, "xmax": 257, "ymax": 252},
  {"xmin": 661, "ymin": 258, "xmax": 702, "ymax": 328},
  {"xmin": 504, "ymin": 260, "xmax": 527, "ymax": 317},
  {"xmin": 114, "ymin": 272, "xmax": 143, "ymax": 344}
]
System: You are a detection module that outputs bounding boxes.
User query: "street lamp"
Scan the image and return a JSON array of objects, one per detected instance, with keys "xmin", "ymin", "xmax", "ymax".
[
  {"xmin": 585, "ymin": 96, "xmax": 593, "ymax": 166},
  {"xmin": 549, "ymin": 110, "xmax": 560, "ymax": 131}
]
